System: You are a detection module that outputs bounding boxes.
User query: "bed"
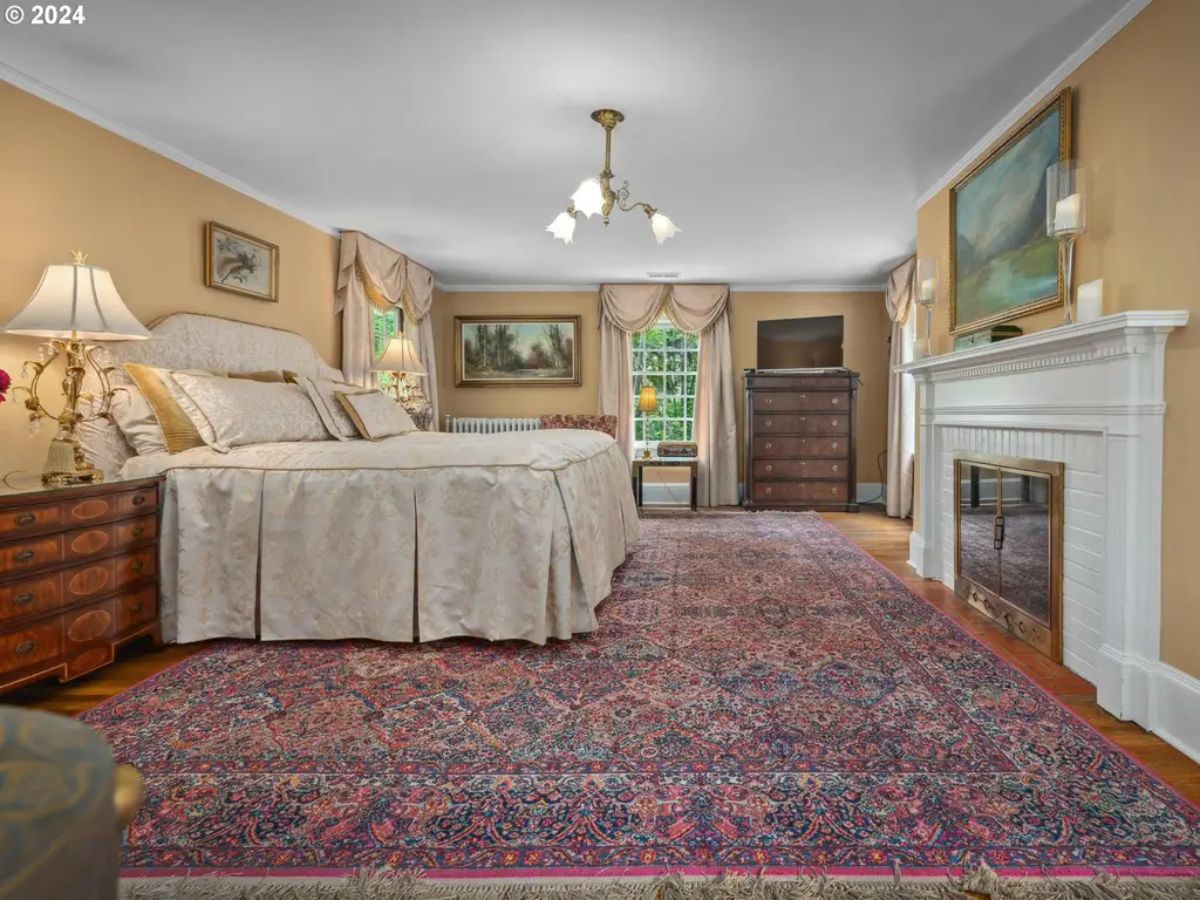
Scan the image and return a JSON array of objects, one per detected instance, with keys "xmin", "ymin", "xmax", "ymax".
[{"xmin": 78, "ymin": 313, "xmax": 639, "ymax": 645}]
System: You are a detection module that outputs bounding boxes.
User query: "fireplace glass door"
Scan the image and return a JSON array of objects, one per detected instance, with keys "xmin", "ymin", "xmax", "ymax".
[{"xmin": 954, "ymin": 453, "xmax": 1063, "ymax": 661}]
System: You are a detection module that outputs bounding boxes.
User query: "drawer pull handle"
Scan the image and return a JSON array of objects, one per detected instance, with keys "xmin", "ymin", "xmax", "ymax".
[
  {"xmin": 801, "ymin": 394, "xmax": 807, "ymax": 400},
  {"xmin": 765, "ymin": 420, "xmax": 772, "ymax": 428},
  {"xmin": 15, "ymin": 550, "xmax": 35, "ymax": 563},
  {"xmin": 800, "ymin": 416, "xmax": 807, "ymax": 422},
  {"xmin": 764, "ymin": 487, "xmax": 773, "ymax": 495},
  {"xmin": 800, "ymin": 461, "xmax": 806, "ymax": 466},
  {"xmin": 16, "ymin": 513, "xmax": 36, "ymax": 526},
  {"xmin": 832, "ymin": 442, "xmax": 839, "ymax": 450},
  {"xmin": 764, "ymin": 397, "xmax": 773, "ymax": 405},
  {"xmin": 14, "ymin": 592, "xmax": 34, "ymax": 606},
  {"xmin": 832, "ymin": 397, "xmax": 839, "ymax": 405},
  {"xmin": 833, "ymin": 464, "xmax": 839, "ymax": 472},
  {"xmin": 132, "ymin": 495, "xmax": 147, "ymax": 507},
  {"xmin": 132, "ymin": 526, "xmax": 146, "ymax": 538},
  {"xmin": 832, "ymin": 487, "xmax": 839, "ymax": 495},
  {"xmin": 131, "ymin": 560, "xmax": 145, "ymax": 573},
  {"xmin": 130, "ymin": 600, "xmax": 144, "ymax": 613},
  {"xmin": 764, "ymin": 442, "xmax": 773, "ymax": 450},
  {"xmin": 15, "ymin": 640, "xmax": 36, "ymax": 656},
  {"xmin": 832, "ymin": 419, "xmax": 838, "ymax": 427}
]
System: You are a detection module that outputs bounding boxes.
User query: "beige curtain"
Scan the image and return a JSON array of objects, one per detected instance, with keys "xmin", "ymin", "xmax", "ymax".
[
  {"xmin": 598, "ymin": 283, "xmax": 738, "ymax": 507},
  {"xmin": 334, "ymin": 232, "xmax": 439, "ymax": 425},
  {"xmin": 885, "ymin": 256, "xmax": 917, "ymax": 518}
]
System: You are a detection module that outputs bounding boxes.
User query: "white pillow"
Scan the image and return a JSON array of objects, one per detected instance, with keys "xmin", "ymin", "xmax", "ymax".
[
  {"xmin": 109, "ymin": 384, "xmax": 168, "ymax": 456},
  {"xmin": 170, "ymin": 372, "xmax": 332, "ymax": 451},
  {"xmin": 335, "ymin": 390, "xmax": 418, "ymax": 440},
  {"xmin": 295, "ymin": 375, "xmax": 362, "ymax": 441}
]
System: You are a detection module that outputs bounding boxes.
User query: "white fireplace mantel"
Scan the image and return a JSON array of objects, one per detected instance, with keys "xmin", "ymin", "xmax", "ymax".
[{"xmin": 897, "ymin": 311, "xmax": 1196, "ymax": 759}]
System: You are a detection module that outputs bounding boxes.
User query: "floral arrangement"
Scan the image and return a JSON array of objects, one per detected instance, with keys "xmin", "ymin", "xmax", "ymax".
[{"xmin": 0, "ymin": 368, "xmax": 10, "ymax": 404}]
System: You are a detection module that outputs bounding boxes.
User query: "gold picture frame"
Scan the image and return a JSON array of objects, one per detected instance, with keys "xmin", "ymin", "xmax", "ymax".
[
  {"xmin": 454, "ymin": 315, "xmax": 581, "ymax": 387},
  {"xmin": 950, "ymin": 88, "xmax": 1072, "ymax": 334},
  {"xmin": 204, "ymin": 221, "xmax": 279, "ymax": 302}
]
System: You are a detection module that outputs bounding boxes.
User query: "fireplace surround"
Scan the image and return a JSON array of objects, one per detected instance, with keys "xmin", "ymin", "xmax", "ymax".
[{"xmin": 898, "ymin": 311, "xmax": 1196, "ymax": 760}]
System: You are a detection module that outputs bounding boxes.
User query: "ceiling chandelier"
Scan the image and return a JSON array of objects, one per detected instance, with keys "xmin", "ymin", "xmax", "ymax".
[{"xmin": 546, "ymin": 109, "xmax": 680, "ymax": 246}]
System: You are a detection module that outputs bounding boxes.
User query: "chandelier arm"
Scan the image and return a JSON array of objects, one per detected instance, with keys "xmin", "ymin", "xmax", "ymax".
[{"xmin": 614, "ymin": 181, "xmax": 657, "ymax": 216}]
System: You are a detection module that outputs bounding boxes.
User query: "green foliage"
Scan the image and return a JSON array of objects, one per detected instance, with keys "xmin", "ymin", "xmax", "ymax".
[{"xmin": 632, "ymin": 320, "xmax": 699, "ymax": 445}]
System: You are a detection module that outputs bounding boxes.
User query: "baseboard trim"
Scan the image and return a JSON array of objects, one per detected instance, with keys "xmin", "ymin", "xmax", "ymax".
[
  {"xmin": 1150, "ymin": 663, "xmax": 1200, "ymax": 765},
  {"xmin": 1097, "ymin": 646, "xmax": 1200, "ymax": 765},
  {"xmin": 856, "ymin": 482, "xmax": 884, "ymax": 504}
]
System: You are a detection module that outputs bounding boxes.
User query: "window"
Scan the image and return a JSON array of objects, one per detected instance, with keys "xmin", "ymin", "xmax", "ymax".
[
  {"xmin": 371, "ymin": 306, "xmax": 403, "ymax": 390},
  {"xmin": 632, "ymin": 319, "xmax": 699, "ymax": 445}
]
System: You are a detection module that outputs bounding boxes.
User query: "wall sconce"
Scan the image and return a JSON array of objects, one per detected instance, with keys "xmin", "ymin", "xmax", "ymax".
[{"xmin": 915, "ymin": 257, "xmax": 939, "ymax": 359}]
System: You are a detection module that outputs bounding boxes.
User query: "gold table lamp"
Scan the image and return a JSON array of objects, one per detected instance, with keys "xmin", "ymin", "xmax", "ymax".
[
  {"xmin": 636, "ymin": 383, "xmax": 658, "ymax": 459},
  {"xmin": 371, "ymin": 334, "xmax": 427, "ymax": 403},
  {"xmin": 3, "ymin": 252, "xmax": 150, "ymax": 485}
]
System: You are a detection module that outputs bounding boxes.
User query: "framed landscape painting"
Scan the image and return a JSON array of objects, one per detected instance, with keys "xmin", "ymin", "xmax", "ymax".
[
  {"xmin": 455, "ymin": 315, "xmax": 581, "ymax": 387},
  {"xmin": 204, "ymin": 221, "xmax": 279, "ymax": 301},
  {"xmin": 951, "ymin": 89, "xmax": 1071, "ymax": 333}
]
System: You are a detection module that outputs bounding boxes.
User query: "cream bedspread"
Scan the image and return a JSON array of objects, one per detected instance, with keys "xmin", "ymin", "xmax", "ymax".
[{"xmin": 120, "ymin": 430, "xmax": 640, "ymax": 645}]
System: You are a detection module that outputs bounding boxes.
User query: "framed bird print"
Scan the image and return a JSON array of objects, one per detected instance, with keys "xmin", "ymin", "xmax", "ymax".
[{"xmin": 204, "ymin": 222, "xmax": 279, "ymax": 301}]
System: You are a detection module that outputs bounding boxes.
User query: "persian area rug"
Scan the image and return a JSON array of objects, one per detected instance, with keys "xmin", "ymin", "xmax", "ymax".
[{"xmin": 83, "ymin": 512, "xmax": 1200, "ymax": 883}]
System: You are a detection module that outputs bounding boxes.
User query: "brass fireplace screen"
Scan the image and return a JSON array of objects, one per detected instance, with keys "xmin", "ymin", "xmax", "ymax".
[{"xmin": 954, "ymin": 452, "xmax": 1064, "ymax": 661}]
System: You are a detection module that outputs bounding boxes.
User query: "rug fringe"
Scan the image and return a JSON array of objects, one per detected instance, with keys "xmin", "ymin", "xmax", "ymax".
[{"xmin": 118, "ymin": 866, "xmax": 1200, "ymax": 900}]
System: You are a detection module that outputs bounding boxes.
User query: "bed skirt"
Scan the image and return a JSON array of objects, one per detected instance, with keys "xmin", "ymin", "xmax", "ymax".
[{"xmin": 147, "ymin": 441, "xmax": 639, "ymax": 645}]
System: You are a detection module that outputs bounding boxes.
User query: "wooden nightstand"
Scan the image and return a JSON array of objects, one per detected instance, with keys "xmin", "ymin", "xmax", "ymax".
[{"xmin": 0, "ymin": 475, "xmax": 164, "ymax": 694}]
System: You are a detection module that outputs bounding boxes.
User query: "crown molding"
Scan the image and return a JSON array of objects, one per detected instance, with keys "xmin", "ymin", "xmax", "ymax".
[
  {"xmin": 435, "ymin": 283, "xmax": 601, "ymax": 293},
  {"xmin": 0, "ymin": 62, "xmax": 339, "ymax": 237},
  {"xmin": 913, "ymin": 0, "xmax": 1152, "ymax": 210},
  {"xmin": 437, "ymin": 282, "xmax": 886, "ymax": 294},
  {"xmin": 730, "ymin": 283, "xmax": 885, "ymax": 293}
]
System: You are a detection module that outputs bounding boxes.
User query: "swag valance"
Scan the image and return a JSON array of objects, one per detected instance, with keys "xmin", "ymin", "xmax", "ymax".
[
  {"xmin": 335, "ymin": 232, "xmax": 438, "ymax": 423},
  {"xmin": 598, "ymin": 283, "xmax": 738, "ymax": 507}
]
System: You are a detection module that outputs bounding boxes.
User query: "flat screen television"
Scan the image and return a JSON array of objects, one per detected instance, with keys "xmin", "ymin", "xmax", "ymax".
[{"xmin": 757, "ymin": 315, "xmax": 845, "ymax": 369}]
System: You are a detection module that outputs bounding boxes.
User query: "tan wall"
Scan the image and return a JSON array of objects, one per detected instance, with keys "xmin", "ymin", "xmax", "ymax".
[
  {"xmin": 0, "ymin": 84, "xmax": 340, "ymax": 479},
  {"xmin": 433, "ymin": 289, "xmax": 891, "ymax": 492},
  {"xmin": 914, "ymin": 0, "xmax": 1200, "ymax": 677}
]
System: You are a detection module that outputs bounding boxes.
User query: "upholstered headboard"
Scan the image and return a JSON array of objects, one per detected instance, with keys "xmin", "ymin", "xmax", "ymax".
[{"xmin": 79, "ymin": 313, "xmax": 341, "ymax": 477}]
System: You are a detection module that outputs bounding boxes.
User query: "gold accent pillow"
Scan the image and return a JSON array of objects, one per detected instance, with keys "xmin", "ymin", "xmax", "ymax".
[
  {"xmin": 227, "ymin": 370, "xmax": 287, "ymax": 382},
  {"xmin": 124, "ymin": 363, "xmax": 214, "ymax": 453},
  {"xmin": 335, "ymin": 390, "xmax": 418, "ymax": 440}
]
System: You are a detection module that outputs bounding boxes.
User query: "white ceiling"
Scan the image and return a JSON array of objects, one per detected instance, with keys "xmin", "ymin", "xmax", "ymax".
[{"xmin": 0, "ymin": 0, "xmax": 1130, "ymax": 288}]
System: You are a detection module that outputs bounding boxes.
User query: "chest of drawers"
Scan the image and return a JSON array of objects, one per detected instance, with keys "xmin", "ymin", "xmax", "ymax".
[
  {"xmin": 0, "ymin": 476, "xmax": 164, "ymax": 694},
  {"xmin": 743, "ymin": 369, "xmax": 860, "ymax": 511}
]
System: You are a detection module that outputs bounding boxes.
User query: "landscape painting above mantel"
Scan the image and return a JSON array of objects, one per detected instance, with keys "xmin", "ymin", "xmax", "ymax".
[
  {"xmin": 951, "ymin": 89, "xmax": 1071, "ymax": 333},
  {"xmin": 455, "ymin": 315, "xmax": 580, "ymax": 386}
]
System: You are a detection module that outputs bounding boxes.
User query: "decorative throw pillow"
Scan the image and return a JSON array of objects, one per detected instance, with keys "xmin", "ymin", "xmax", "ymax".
[
  {"xmin": 109, "ymin": 383, "xmax": 168, "ymax": 456},
  {"xmin": 294, "ymin": 375, "xmax": 364, "ymax": 440},
  {"xmin": 335, "ymin": 390, "xmax": 418, "ymax": 440},
  {"xmin": 124, "ymin": 363, "xmax": 217, "ymax": 453},
  {"xmin": 170, "ymin": 373, "xmax": 332, "ymax": 451}
]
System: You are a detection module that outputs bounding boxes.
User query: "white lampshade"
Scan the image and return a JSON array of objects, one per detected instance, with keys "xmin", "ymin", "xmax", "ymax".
[
  {"xmin": 545, "ymin": 210, "xmax": 577, "ymax": 244},
  {"xmin": 371, "ymin": 334, "xmax": 427, "ymax": 376},
  {"xmin": 649, "ymin": 212, "xmax": 680, "ymax": 245},
  {"xmin": 570, "ymin": 178, "xmax": 605, "ymax": 219},
  {"xmin": 4, "ymin": 262, "xmax": 150, "ymax": 340}
]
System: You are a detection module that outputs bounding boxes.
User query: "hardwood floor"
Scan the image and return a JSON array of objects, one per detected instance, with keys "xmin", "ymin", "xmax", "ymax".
[{"xmin": 8, "ymin": 506, "xmax": 1199, "ymax": 805}]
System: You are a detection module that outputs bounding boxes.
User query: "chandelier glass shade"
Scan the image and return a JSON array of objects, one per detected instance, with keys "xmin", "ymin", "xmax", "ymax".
[{"xmin": 547, "ymin": 109, "xmax": 680, "ymax": 246}]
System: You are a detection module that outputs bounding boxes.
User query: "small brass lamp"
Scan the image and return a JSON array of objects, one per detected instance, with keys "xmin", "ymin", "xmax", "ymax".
[{"xmin": 636, "ymin": 383, "xmax": 658, "ymax": 459}]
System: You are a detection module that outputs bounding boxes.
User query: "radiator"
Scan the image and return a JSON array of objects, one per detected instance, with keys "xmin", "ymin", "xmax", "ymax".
[{"xmin": 445, "ymin": 416, "xmax": 542, "ymax": 434}]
